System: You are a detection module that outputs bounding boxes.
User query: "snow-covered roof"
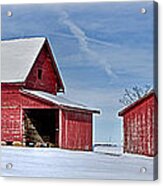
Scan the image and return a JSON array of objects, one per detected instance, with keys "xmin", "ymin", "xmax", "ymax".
[
  {"xmin": 118, "ymin": 90, "xmax": 156, "ymax": 116},
  {"xmin": 1, "ymin": 37, "xmax": 46, "ymax": 82},
  {"xmin": 22, "ymin": 89, "xmax": 100, "ymax": 113}
]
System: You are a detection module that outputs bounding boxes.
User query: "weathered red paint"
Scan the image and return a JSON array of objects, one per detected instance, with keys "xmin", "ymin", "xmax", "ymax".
[
  {"xmin": 2, "ymin": 107, "xmax": 22, "ymax": 142},
  {"xmin": 60, "ymin": 110, "xmax": 92, "ymax": 150},
  {"xmin": 1, "ymin": 38, "xmax": 96, "ymax": 151},
  {"xmin": 118, "ymin": 91, "xmax": 158, "ymax": 157},
  {"xmin": 1, "ymin": 88, "xmax": 94, "ymax": 150},
  {"xmin": 1, "ymin": 86, "xmax": 54, "ymax": 142},
  {"xmin": 25, "ymin": 42, "xmax": 59, "ymax": 95}
]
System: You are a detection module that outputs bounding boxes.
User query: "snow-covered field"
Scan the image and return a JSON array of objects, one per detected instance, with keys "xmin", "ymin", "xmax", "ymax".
[
  {"xmin": 1, "ymin": 147, "xmax": 155, "ymax": 180},
  {"xmin": 94, "ymin": 145, "xmax": 122, "ymax": 156}
]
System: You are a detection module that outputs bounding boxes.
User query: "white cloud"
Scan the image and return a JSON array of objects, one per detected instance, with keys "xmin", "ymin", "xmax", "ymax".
[{"xmin": 59, "ymin": 11, "xmax": 118, "ymax": 79}]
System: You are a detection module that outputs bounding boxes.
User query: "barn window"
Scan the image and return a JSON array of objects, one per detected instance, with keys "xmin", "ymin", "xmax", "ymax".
[{"xmin": 38, "ymin": 69, "xmax": 42, "ymax": 80}]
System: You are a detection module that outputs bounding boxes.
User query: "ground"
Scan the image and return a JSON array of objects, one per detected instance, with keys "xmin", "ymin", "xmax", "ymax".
[{"xmin": 1, "ymin": 147, "xmax": 155, "ymax": 180}]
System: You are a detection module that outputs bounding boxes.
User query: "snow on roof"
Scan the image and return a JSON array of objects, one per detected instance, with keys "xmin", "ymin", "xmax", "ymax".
[
  {"xmin": 118, "ymin": 90, "xmax": 156, "ymax": 116},
  {"xmin": 22, "ymin": 89, "xmax": 100, "ymax": 113},
  {"xmin": 1, "ymin": 37, "xmax": 46, "ymax": 82}
]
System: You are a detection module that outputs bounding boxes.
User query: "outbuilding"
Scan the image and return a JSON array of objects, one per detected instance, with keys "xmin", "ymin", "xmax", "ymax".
[
  {"xmin": 118, "ymin": 91, "xmax": 158, "ymax": 157},
  {"xmin": 1, "ymin": 37, "xmax": 100, "ymax": 150}
]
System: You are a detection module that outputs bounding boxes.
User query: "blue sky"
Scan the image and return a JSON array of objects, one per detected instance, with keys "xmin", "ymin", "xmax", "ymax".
[{"xmin": 1, "ymin": 1, "xmax": 154, "ymax": 144}]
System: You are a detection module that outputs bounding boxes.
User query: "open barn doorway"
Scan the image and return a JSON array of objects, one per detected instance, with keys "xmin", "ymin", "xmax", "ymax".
[{"xmin": 23, "ymin": 109, "xmax": 59, "ymax": 147}]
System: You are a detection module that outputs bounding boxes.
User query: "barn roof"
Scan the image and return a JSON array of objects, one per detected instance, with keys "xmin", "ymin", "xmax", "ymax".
[
  {"xmin": 1, "ymin": 37, "xmax": 45, "ymax": 82},
  {"xmin": 22, "ymin": 89, "xmax": 100, "ymax": 114},
  {"xmin": 1, "ymin": 37, "xmax": 65, "ymax": 92},
  {"xmin": 118, "ymin": 90, "xmax": 157, "ymax": 116}
]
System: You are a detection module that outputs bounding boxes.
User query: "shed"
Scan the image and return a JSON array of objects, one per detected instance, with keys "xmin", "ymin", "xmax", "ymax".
[
  {"xmin": 118, "ymin": 91, "xmax": 158, "ymax": 156},
  {"xmin": 1, "ymin": 37, "xmax": 100, "ymax": 150}
]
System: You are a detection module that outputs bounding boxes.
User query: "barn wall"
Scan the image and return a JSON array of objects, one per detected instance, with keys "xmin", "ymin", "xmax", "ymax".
[
  {"xmin": 1, "ymin": 87, "xmax": 56, "ymax": 143},
  {"xmin": 123, "ymin": 95, "xmax": 157, "ymax": 156},
  {"xmin": 1, "ymin": 87, "xmax": 22, "ymax": 142},
  {"xmin": 2, "ymin": 86, "xmax": 95, "ymax": 150},
  {"xmin": 1, "ymin": 107, "xmax": 22, "ymax": 142},
  {"xmin": 21, "ymin": 93, "xmax": 55, "ymax": 109},
  {"xmin": 54, "ymin": 110, "xmax": 59, "ymax": 146},
  {"xmin": 60, "ymin": 110, "xmax": 93, "ymax": 151},
  {"xmin": 25, "ymin": 44, "xmax": 58, "ymax": 95}
]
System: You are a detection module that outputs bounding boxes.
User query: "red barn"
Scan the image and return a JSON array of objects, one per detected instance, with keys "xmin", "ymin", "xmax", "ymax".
[
  {"xmin": 118, "ymin": 91, "xmax": 158, "ymax": 157},
  {"xmin": 1, "ymin": 37, "xmax": 100, "ymax": 150}
]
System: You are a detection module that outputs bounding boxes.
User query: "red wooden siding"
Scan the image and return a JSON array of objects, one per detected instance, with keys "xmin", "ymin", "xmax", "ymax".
[
  {"xmin": 2, "ymin": 87, "xmax": 55, "ymax": 109},
  {"xmin": 1, "ymin": 86, "xmax": 22, "ymax": 142},
  {"xmin": 60, "ymin": 110, "xmax": 92, "ymax": 151},
  {"xmin": 1, "ymin": 107, "xmax": 22, "ymax": 142},
  {"xmin": 25, "ymin": 44, "xmax": 58, "ymax": 95},
  {"xmin": 119, "ymin": 92, "xmax": 158, "ymax": 157},
  {"xmin": 1, "ymin": 88, "xmax": 55, "ymax": 142},
  {"xmin": 21, "ymin": 93, "xmax": 55, "ymax": 109},
  {"xmin": 1, "ymin": 88, "xmax": 94, "ymax": 151}
]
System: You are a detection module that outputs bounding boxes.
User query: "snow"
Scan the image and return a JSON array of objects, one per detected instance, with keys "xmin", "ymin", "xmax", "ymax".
[
  {"xmin": 22, "ymin": 89, "xmax": 100, "ymax": 113},
  {"xmin": 1, "ymin": 147, "xmax": 155, "ymax": 180},
  {"xmin": 1, "ymin": 37, "xmax": 45, "ymax": 82},
  {"xmin": 94, "ymin": 145, "xmax": 122, "ymax": 156}
]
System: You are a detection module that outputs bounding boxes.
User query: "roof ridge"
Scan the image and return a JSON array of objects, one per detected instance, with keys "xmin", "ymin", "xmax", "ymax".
[
  {"xmin": 1, "ymin": 37, "xmax": 46, "ymax": 83},
  {"xmin": 118, "ymin": 90, "xmax": 156, "ymax": 116},
  {"xmin": 1, "ymin": 37, "xmax": 46, "ymax": 43}
]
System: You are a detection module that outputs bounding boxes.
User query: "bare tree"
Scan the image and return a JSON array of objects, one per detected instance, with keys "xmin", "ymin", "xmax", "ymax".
[{"xmin": 119, "ymin": 85, "xmax": 151, "ymax": 106}]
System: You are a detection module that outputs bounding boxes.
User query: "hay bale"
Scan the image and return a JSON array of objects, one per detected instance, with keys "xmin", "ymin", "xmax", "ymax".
[
  {"xmin": 40, "ymin": 143, "xmax": 48, "ymax": 148},
  {"xmin": 46, "ymin": 142, "xmax": 57, "ymax": 148},
  {"xmin": 35, "ymin": 142, "xmax": 42, "ymax": 147},
  {"xmin": 12, "ymin": 141, "xmax": 23, "ymax": 146},
  {"xmin": 22, "ymin": 142, "xmax": 26, "ymax": 147},
  {"xmin": 1, "ymin": 141, "xmax": 7, "ymax": 146},
  {"xmin": 50, "ymin": 143, "xmax": 57, "ymax": 148},
  {"xmin": 27, "ymin": 142, "xmax": 35, "ymax": 147}
]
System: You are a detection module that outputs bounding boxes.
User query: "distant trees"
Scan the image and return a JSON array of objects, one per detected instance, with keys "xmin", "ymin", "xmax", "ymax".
[{"xmin": 119, "ymin": 85, "xmax": 151, "ymax": 106}]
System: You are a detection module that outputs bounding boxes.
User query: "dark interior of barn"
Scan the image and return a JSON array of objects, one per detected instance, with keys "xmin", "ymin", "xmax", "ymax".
[{"xmin": 23, "ymin": 109, "xmax": 59, "ymax": 147}]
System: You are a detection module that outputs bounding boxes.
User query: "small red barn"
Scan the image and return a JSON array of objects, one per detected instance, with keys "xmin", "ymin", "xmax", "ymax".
[
  {"xmin": 1, "ymin": 37, "xmax": 100, "ymax": 150},
  {"xmin": 118, "ymin": 91, "xmax": 158, "ymax": 156}
]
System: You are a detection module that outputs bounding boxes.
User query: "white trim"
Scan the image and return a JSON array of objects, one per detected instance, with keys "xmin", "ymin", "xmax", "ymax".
[
  {"xmin": 20, "ymin": 107, "xmax": 24, "ymax": 143},
  {"xmin": 59, "ymin": 109, "xmax": 62, "ymax": 148},
  {"xmin": 65, "ymin": 111, "xmax": 68, "ymax": 148},
  {"xmin": 21, "ymin": 89, "xmax": 100, "ymax": 113},
  {"xmin": 47, "ymin": 38, "xmax": 66, "ymax": 93}
]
